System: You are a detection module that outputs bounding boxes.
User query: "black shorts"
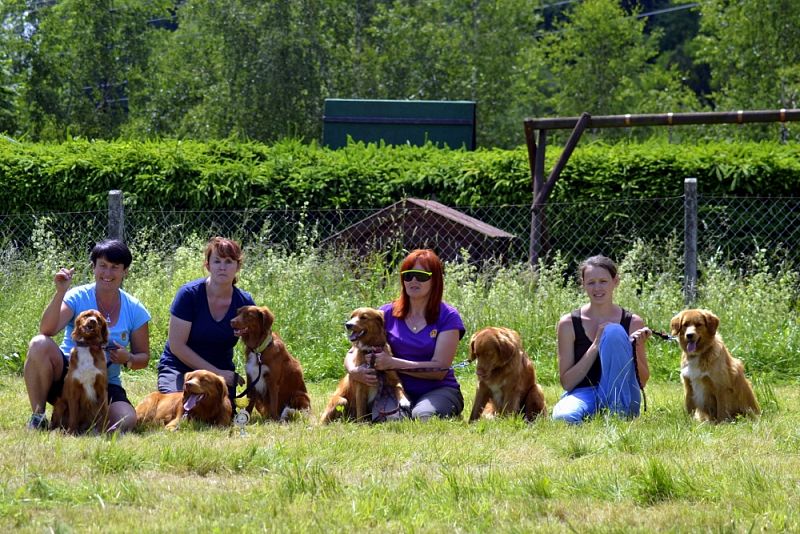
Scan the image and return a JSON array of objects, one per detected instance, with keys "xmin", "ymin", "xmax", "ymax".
[{"xmin": 46, "ymin": 352, "xmax": 131, "ymax": 406}]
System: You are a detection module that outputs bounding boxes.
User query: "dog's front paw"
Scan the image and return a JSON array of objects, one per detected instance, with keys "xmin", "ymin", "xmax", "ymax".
[{"xmin": 399, "ymin": 397, "xmax": 411, "ymax": 414}]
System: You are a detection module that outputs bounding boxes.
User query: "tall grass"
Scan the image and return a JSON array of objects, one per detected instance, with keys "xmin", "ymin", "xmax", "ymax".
[{"xmin": 1, "ymin": 237, "xmax": 799, "ymax": 383}]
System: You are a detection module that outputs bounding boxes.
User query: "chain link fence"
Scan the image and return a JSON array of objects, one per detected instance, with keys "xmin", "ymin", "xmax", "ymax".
[{"xmin": 1, "ymin": 195, "xmax": 798, "ymax": 274}]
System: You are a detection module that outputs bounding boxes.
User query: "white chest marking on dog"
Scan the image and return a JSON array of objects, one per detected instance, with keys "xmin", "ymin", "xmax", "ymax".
[
  {"xmin": 681, "ymin": 360, "xmax": 709, "ymax": 408},
  {"xmin": 72, "ymin": 346, "xmax": 101, "ymax": 403},
  {"xmin": 246, "ymin": 352, "xmax": 270, "ymax": 395},
  {"xmin": 489, "ymin": 384, "xmax": 504, "ymax": 405}
]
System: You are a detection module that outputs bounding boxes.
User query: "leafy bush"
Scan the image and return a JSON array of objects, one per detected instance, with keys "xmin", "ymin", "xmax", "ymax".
[{"xmin": 1, "ymin": 138, "xmax": 798, "ymax": 214}]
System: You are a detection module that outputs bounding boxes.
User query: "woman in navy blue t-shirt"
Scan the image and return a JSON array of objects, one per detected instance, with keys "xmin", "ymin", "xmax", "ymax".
[{"xmin": 157, "ymin": 237, "xmax": 254, "ymax": 407}]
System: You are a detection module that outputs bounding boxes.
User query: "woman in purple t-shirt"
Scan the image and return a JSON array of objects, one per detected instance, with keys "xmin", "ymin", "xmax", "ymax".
[{"xmin": 345, "ymin": 249, "xmax": 465, "ymax": 420}]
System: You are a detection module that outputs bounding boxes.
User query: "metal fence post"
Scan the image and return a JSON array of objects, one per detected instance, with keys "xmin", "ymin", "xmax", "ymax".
[
  {"xmin": 684, "ymin": 178, "xmax": 697, "ymax": 306},
  {"xmin": 108, "ymin": 190, "xmax": 124, "ymax": 241}
]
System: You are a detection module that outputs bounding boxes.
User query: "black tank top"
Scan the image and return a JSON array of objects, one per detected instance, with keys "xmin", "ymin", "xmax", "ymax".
[{"xmin": 571, "ymin": 308, "xmax": 632, "ymax": 389}]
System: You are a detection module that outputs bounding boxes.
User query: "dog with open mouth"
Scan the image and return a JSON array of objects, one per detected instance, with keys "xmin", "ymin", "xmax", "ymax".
[
  {"xmin": 135, "ymin": 369, "xmax": 232, "ymax": 430},
  {"xmin": 320, "ymin": 307, "xmax": 410, "ymax": 423},
  {"xmin": 231, "ymin": 305, "xmax": 311, "ymax": 422},
  {"xmin": 671, "ymin": 308, "xmax": 760, "ymax": 423}
]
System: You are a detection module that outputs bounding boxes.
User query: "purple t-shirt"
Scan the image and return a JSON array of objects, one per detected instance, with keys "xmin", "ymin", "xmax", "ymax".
[{"xmin": 379, "ymin": 301, "xmax": 465, "ymax": 402}]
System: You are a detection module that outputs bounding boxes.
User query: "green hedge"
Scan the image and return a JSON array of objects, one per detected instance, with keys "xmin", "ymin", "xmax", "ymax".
[{"xmin": 0, "ymin": 137, "xmax": 798, "ymax": 213}]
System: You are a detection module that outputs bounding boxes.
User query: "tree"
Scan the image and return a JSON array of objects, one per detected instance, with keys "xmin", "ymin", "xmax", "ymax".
[
  {"xmin": 351, "ymin": 0, "xmax": 541, "ymax": 148},
  {"xmin": 132, "ymin": 0, "xmax": 336, "ymax": 142},
  {"xmin": 693, "ymin": 0, "xmax": 800, "ymax": 140},
  {"xmin": 535, "ymin": 0, "xmax": 699, "ymax": 128},
  {"xmin": 6, "ymin": 0, "xmax": 171, "ymax": 140}
]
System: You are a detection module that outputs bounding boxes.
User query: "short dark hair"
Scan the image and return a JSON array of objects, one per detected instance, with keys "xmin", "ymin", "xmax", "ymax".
[
  {"xmin": 578, "ymin": 255, "xmax": 618, "ymax": 281},
  {"xmin": 90, "ymin": 239, "xmax": 133, "ymax": 268}
]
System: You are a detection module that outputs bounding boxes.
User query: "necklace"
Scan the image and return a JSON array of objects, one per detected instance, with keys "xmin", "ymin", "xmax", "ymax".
[
  {"xmin": 406, "ymin": 317, "xmax": 427, "ymax": 333},
  {"xmin": 96, "ymin": 292, "xmax": 120, "ymax": 324}
]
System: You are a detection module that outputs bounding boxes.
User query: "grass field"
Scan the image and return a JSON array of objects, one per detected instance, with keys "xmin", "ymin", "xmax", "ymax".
[
  {"xmin": 2, "ymin": 373, "xmax": 800, "ymax": 533},
  {"xmin": 1, "ymin": 240, "xmax": 799, "ymax": 532}
]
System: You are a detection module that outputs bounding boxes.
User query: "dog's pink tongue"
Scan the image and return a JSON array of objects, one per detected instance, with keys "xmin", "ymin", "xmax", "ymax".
[
  {"xmin": 687, "ymin": 341, "xmax": 697, "ymax": 353},
  {"xmin": 184, "ymin": 393, "xmax": 204, "ymax": 412}
]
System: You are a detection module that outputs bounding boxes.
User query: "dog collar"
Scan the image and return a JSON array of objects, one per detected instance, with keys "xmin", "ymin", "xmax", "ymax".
[
  {"xmin": 74, "ymin": 341, "xmax": 104, "ymax": 349},
  {"xmin": 253, "ymin": 333, "xmax": 274, "ymax": 354}
]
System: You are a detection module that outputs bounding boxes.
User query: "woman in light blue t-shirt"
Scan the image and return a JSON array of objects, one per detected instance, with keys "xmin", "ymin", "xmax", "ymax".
[{"xmin": 24, "ymin": 239, "xmax": 151, "ymax": 432}]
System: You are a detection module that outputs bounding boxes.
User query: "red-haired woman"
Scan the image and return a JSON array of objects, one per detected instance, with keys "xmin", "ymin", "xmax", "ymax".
[
  {"xmin": 345, "ymin": 249, "xmax": 465, "ymax": 420},
  {"xmin": 157, "ymin": 237, "xmax": 254, "ymax": 409}
]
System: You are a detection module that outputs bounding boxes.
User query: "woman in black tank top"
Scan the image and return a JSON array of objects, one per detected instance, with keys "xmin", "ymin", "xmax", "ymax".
[{"xmin": 552, "ymin": 256, "xmax": 652, "ymax": 424}]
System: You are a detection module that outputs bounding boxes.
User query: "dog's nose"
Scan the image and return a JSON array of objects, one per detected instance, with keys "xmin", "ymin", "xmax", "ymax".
[
  {"xmin": 686, "ymin": 332, "xmax": 695, "ymax": 341},
  {"xmin": 344, "ymin": 322, "xmax": 354, "ymax": 331}
]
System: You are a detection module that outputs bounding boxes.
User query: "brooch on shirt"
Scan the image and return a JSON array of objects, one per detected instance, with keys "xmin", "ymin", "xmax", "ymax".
[
  {"xmin": 430, "ymin": 329, "xmax": 438, "ymax": 338},
  {"xmin": 121, "ymin": 332, "xmax": 128, "ymax": 342}
]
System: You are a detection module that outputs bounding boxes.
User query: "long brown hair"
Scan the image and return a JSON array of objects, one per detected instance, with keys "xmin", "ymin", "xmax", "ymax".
[
  {"xmin": 204, "ymin": 237, "xmax": 243, "ymax": 285},
  {"xmin": 392, "ymin": 249, "xmax": 444, "ymax": 323}
]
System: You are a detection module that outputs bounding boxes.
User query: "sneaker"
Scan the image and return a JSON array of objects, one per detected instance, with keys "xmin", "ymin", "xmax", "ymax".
[{"xmin": 26, "ymin": 413, "xmax": 48, "ymax": 430}]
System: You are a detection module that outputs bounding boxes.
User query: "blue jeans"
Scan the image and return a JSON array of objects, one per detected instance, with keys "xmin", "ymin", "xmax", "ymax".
[{"xmin": 552, "ymin": 323, "xmax": 642, "ymax": 424}]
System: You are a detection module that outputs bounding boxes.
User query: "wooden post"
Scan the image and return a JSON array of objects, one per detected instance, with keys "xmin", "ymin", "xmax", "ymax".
[
  {"xmin": 684, "ymin": 178, "xmax": 697, "ymax": 306},
  {"xmin": 108, "ymin": 190, "xmax": 124, "ymax": 241},
  {"xmin": 527, "ymin": 126, "xmax": 546, "ymax": 266}
]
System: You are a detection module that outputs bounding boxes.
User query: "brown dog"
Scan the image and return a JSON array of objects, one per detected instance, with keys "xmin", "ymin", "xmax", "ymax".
[
  {"xmin": 135, "ymin": 369, "xmax": 232, "ymax": 430},
  {"xmin": 231, "ymin": 305, "xmax": 311, "ymax": 421},
  {"xmin": 320, "ymin": 307, "xmax": 410, "ymax": 424},
  {"xmin": 51, "ymin": 309, "xmax": 109, "ymax": 434},
  {"xmin": 468, "ymin": 327, "xmax": 547, "ymax": 422},
  {"xmin": 671, "ymin": 309, "xmax": 760, "ymax": 423}
]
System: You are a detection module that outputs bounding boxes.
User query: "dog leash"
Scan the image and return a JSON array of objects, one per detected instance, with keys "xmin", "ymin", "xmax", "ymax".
[
  {"xmin": 650, "ymin": 329, "xmax": 677, "ymax": 342},
  {"xmin": 74, "ymin": 341, "xmax": 118, "ymax": 368},
  {"xmin": 391, "ymin": 360, "xmax": 472, "ymax": 373},
  {"xmin": 235, "ymin": 334, "xmax": 274, "ymax": 399},
  {"xmin": 630, "ymin": 328, "xmax": 677, "ymax": 413}
]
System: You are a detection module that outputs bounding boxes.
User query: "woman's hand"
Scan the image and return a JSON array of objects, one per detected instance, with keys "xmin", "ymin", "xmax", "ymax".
[
  {"xmin": 629, "ymin": 327, "xmax": 652, "ymax": 348},
  {"xmin": 107, "ymin": 343, "xmax": 130, "ymax": 366},
  {"xmin": 54, "ymin": 267, "xmax": 74, "ymax": 293},
  {"xmin": 219, "ymin": 370, "xmax": 243, "ymax": 388},
  {"xmin": 348, "ymin": 364, "xmax": 378, "ymax": 386},
  {"xmin": 592, "ymin": 322, "xmax": 612, "ymax": 345},
  {"xmin": 371, "ymin": 349, "xmax": 394, "ymax": 371}
]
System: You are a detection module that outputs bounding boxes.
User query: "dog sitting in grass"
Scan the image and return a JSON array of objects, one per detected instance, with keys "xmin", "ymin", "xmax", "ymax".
[
  {"xmin": 467, "ymin": 326, "xmax": 547, "ymax": 422},
  {"xmin": 50, "ymin": 309, "xmax": 109, "ymax": 434},
  {"xmin": 671, "ymin": 309, "xmax": 760, "ymax": 423},
  {"xmin": 320, "ymin": 307, "xmax": 410, "ymax": 423}
]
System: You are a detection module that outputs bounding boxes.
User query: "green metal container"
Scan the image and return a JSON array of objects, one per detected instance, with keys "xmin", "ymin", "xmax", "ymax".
[{"xmin": 323, "ymin": 99, "xmax": 476, "ymax": 150}]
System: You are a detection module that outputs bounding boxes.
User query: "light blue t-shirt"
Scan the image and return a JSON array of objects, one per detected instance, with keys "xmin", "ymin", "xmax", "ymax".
[{"xmin": 60, "ymin": 283, "xmax": 151, "ymax": 386}]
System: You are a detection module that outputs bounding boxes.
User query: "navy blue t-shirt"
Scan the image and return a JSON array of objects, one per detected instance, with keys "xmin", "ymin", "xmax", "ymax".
[{"xmin": 158, "ymin": 278, "xmax": 255, "ymax": 375}]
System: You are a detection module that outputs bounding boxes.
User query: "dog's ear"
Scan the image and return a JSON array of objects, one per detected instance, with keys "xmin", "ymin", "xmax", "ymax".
[
  {"xmin": 376, "ymin": 309, "xmax": 385, "ymax": 327},
  {"xmin": 670, "ymin": 312, "xmax": 683, "ymax": 336},
  {"xmin": 468, "ymin": 333, "xmax": 478, "ymax": 362},
  {"xmin": 496, "ymin": 330, "xmax": 518, "ymax": 363},
  {"xmin": 100, "ymin": 314, "xmax": 109, "ymax": 343},
  {"xmin": 702, "ymin": 309, "xmax": 720, "ymax": 337},
  {"xmin": 216, "ymin": 373, "xmax": 229, "ymax": 399},
  {"xmin": 260, "ymin": 307, "xmax": 275, "ymax": 333}
]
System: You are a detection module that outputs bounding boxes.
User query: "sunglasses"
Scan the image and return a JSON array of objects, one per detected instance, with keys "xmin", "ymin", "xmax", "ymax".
[{"xmin": 401, "ymin": 269, "xmax": 433, "ymax": 283}]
